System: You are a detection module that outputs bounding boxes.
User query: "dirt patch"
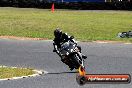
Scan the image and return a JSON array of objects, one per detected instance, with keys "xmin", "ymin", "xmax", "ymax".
[
  {"xmin": 0, "ymin": 36, "xmax": 48, "ymax": 40},
  {"xmin": 0, "ymin": 36, "xmax": 131, "ymax": 44},
  {"xmin": 81, "ymin": 40, "xmax": 130, "ymax": 44},
  {"xmin": 93, "ymin": 40, "xmax": 125, "ymax": 43}
]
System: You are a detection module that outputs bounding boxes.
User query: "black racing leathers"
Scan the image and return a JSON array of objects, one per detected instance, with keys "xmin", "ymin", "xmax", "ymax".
[
  {"xmin": 53, "ymin": 33, "xmax": 76, "ymax": 57},
  {"xmin": 53, "ymin": 33, "xmax": 87, "ymax": 70}
]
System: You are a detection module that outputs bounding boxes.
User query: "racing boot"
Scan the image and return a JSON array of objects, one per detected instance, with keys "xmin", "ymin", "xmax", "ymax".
[
  {"xmin": 82, "ymin": 54, "xmax": 87, "ymax": 59},
  {"xmin": 77, "ymin": 46, "xmax": 87, "ymax": 59},
  {"xmin": 69, "ymin": 65, "xmax": 74, "ymax": 71}
]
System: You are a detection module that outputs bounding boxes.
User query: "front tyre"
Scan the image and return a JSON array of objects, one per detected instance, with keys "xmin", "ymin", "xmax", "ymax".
[
  {"xmin": 76, "ymin": 75, "xmax": 87, "ymax": 86},
  {"xmin": 72, "ymin": 53, "xmax": 84, "ymax": 69}
]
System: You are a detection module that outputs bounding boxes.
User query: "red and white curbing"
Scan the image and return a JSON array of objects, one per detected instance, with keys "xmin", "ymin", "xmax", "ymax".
[{"xmin": 0, "ymin": 66, "xmax": 48, "ymax": 81}]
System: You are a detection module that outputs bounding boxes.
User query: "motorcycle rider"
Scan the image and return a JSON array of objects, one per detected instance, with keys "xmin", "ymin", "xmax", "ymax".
[{"xmin": 53, "ymin": 28, "xmax": 87, "ymax": 70}]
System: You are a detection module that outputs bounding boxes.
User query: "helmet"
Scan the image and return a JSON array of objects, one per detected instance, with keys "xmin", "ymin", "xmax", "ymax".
[{"xmin": 54, "ymin": 28, "xmax": 62, "ymax": 38}]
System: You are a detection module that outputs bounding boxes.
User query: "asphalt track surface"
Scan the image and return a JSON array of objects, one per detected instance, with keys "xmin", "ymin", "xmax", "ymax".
[{"xmin": 0, "ymin": 39, "xmax": 132, "ymax": 88}]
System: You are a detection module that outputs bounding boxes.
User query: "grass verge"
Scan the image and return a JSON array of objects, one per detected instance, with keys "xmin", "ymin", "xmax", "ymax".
[
  {"xmin": 0, "ymin": 66, "xmax": 35, "ymax": 79},
  {"xmin": 0, "ymin": 7, "xmax": 132, "ymax": 42}
]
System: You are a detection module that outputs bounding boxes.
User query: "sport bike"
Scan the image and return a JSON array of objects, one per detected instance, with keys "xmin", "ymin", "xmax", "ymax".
[{"xmin": 58, "ymin": 41, "xmax": 85, "ymax": 70}]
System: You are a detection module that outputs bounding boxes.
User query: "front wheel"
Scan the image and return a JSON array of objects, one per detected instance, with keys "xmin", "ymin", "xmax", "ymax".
[
  {"xmin": 72, "ymin": 53, "xmax": 84, "ymax": 69},
  {"xmin": 76, "ymin": 75, "xmax": 87, "ymax": 86}
]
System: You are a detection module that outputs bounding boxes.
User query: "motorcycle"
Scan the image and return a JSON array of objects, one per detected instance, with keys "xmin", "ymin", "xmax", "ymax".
[
  {"xmin": 118, "ymin": 31, "xmax": 132, "ymax": 38},
  {"xmin": 58, "ymin": 41, "xmax": 85, "ymax": 70}
]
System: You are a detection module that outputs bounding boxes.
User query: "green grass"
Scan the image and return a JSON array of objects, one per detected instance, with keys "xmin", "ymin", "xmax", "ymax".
[
  {"xmin": 0, "ymin": 7, "xmax": 132, "ymax": 42},
  {"xmin": 0, "ymin": 66, "xmax": 34, "ymax": 79}
]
